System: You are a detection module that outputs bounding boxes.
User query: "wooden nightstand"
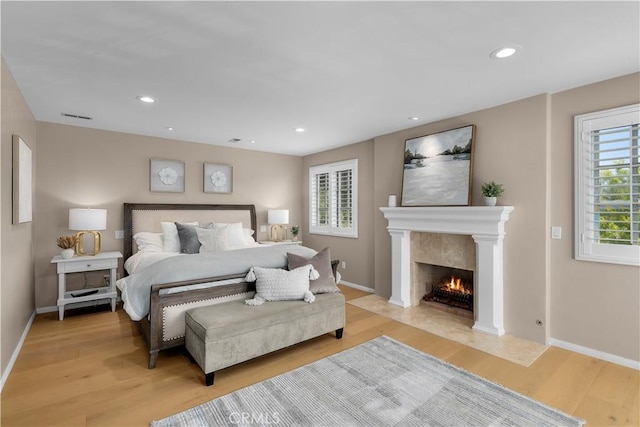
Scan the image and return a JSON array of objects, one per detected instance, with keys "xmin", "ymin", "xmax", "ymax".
[
  {"xmin": 50, "ymin": 251, "xmax": 122, "ymax": 320},
  {"xmin": 260, "ymin": 240, "xmax": 303, "ymax": 246}
]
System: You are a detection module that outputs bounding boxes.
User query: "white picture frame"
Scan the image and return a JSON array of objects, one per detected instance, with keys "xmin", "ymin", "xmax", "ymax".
[
  {"xmin": 12, "ymin": 135, "xmax": 33, "ymax": 224},
  {"xmin": 204, "ymin": 163, "xmax": 233, "ymax": 194},
  {"xmin": 149, "ymin": 158, "xmax": 185, "ymax": 193}
]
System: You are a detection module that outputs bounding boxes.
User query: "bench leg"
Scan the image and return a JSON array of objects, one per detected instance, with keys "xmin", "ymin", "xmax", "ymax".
[
  {"xmin": 148, "ymin": 351, "xmax": 159, "ymax": 369},
  {"xmin": 205, "ymin": 372, "xmax": 215, "ymax": 386},
  {"xmin": 335, "ymin": 328, "xmax": 344, "ymax": 339}
]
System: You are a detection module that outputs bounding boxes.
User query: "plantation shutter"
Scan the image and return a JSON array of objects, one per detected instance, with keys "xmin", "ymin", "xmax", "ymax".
[
  {"xmin": 575, "ymin": 104, "xmax": 640, "ymax": 266},
  {"xmin": 309, "ymin": 159, "xmax": 358, "ymax": 238},
  {"xmin": 587, "ymin": 124, "xmax": 639, "ymax": 245}
]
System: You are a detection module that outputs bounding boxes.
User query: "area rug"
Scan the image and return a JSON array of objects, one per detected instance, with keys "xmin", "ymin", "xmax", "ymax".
[{"xmin": 151, "ymin": 336, "xmax": 584, "ymax": 427}]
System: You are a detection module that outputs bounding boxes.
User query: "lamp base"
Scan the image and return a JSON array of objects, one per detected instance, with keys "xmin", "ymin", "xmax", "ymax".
[
  {"xmin": 270, "ymin": 225, "xmax": 287, "ymax": 242},
  {"xmin": 75, "ymin": 230, "xmax": 102, "ymax": 256}
]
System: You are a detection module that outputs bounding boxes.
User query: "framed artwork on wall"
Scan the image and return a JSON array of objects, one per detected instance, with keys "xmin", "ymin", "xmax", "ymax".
[
  {"xmin": 12, "ymin": 135, "xmax": 33, "ymax": 223},
  {"xmin": 149, "ymin": 158, "xmax": 185, "ymax": 192},
  {"xmin": 401, "ymin": 125, "xmax": 475, "ymax": 206},
  {"xmin": 204, "ymin": 163, "xmax": 233, "ymax": 194}
]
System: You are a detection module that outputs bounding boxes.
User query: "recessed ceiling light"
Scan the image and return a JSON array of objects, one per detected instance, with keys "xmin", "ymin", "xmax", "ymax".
[
  {"xmin": 295, "ymin": 128, "xmax": 305, "ymax": 133},
  {"xmin": 137, "ymin": 95, "xmax": 156, "ymax": 103},
  {"xmin": 250, "ymin": 140, "xmax": 256, "ymax": 144},
  {"xmin": 490, "ymin": 46, "xmax": 521, "ymax": 59},
  {"xmin": 409, "ymin": 117, "xmax": 419, "ymax": 121},
  {"xmin": 165, "ymin": 127, "xmax": 174, "ymax": 131}
]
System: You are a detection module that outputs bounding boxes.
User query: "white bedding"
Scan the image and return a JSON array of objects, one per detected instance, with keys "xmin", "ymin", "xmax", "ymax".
[{"xmin": 116, "ymin": 244, "xmax": 317, "ymax": 321}]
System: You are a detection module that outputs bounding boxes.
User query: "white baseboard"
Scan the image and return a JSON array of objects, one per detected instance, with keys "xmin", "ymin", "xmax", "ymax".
[
  {"xmin": 339, "ymin": 280, "xmax": 375, "ymax": 293},
  {"xmin": 549, "ymin": 337, "xmax": 639, "ymax": 370},
  {"xmin": 1, "ymin": 310, "xmax": 36, "ymax": 392},
  {"xmin": 36, "ymin": 305, "xmax": 58, "ymax": 314}
]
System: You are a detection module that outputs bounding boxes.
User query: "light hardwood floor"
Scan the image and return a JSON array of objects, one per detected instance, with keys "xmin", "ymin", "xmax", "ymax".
[{"xmin": 2, "ymin": 286, "xmax": 638, "ymax": 426}]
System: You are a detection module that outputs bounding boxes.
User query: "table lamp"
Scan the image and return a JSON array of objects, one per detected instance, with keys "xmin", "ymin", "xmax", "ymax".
[
  {"xmin": 268, "ymin": 209, "xmax": 289, "ymax": 242},
  {"xmin": 69, "ymin": 208, "xmax": 107, "ymax": 255}
]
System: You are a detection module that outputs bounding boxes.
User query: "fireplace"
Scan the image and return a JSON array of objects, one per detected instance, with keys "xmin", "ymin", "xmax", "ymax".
[
  {"xmin": 380, "ymin": 206, "xmax": 513, "ymax": 336},
  {"xmin": 423, "ymin": 266, "xmax": 474, "ymax": 313}
]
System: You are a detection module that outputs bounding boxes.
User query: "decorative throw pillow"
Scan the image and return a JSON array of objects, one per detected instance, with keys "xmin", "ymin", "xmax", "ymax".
[
  {"xmin": 244, "ymin": 265, "xmax": 319, "ymax": 306},
  {"xmin": 161, "ymin": 221, "xmax": 198, "ymax": 252},
  {"xmin": 133, "ymin": 232, "xmax": 164, "ymax": 252},
  {"xmin": 287, "ymin": 247, "xmax": 340, "ymax": 294},
  {"xmin": 197, "ymin": 225, "xmax": 230, "ymax": 252},
  {"xmin": 175, "ymin": 222, "xmax": 209, "ymax": 254}
]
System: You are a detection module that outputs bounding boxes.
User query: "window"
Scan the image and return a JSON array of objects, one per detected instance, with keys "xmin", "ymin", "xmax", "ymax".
[
  {"xmin": 575, "ymin": 104, "xmax": 639, "ymax": 266},
  {"xmin": 309, "ymin": 159, "xmax": 358, "ymax": 238}
]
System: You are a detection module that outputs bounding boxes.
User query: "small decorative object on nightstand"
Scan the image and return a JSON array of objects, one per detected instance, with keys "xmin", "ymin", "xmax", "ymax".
[
  {"xmin": 51, "ymin": 251, "xmax": 122, "ymax": 320},
  {"xmin": 290, "ymin": 225, "xmax": 299, "ymax": 241},
  {"xmin": 56, "ymin": 235, "xmax": 78, "ymax": 259}
]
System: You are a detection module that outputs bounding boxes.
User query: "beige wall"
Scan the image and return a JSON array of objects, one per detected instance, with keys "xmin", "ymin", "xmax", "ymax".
[
  {"xmin": 302, "ymin": 140, "xmax": 375, "ymax": 289},
  {"xmin": 550, "ymin": 73, "xmax": 640, "ymax": 361},
  {"xmin": 34, "ymin": 122, "xmax": 304, "ymax": 308},
  {"xmin": 1, "ymin": 59, "xmax": 37, "ymax": 378}
]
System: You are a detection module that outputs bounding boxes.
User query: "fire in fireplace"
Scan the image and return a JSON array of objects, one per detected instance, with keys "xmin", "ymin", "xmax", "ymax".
[{"xmin": 424, "ymin": 274, "xmax": 474, "ymax": 312}]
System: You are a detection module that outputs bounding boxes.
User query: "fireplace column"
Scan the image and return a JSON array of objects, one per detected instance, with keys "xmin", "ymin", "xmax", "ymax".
[
  {"xmin": 388, "ymin": 229, "xmax": 411, "ymax": 307},
  {"xmin": 471, "ymin": 234, "xmax": 505, "ymax": 336}
]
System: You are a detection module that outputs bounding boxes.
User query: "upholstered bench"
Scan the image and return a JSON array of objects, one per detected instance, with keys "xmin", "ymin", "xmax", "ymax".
[{"xmin": 185, "ymin": 292, "xmax": 345, "ymax": 386}]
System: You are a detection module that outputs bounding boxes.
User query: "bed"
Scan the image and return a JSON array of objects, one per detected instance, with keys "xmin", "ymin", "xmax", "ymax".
[{"xmin": 117, "ymin": 203, "xmax": 335, "ymax": 369}]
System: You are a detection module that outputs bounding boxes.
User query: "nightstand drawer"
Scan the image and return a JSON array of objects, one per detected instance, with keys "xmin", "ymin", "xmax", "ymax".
[{"xmin": 57, "ymin": 257, "xmax": 117, "ymax": 273}]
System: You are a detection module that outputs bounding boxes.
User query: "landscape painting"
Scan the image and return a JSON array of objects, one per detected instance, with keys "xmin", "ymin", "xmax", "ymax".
[{"xmin": 401, "ymin": 125, "xmax": 475, "ymax": 206}]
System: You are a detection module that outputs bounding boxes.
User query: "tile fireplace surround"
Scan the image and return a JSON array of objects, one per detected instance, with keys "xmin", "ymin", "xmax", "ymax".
[{"xmin": 380, "ymin": 206, "xmax": 514, "ymax": 336}]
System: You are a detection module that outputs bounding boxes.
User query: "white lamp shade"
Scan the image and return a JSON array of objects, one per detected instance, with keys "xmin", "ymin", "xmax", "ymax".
[
  {"xmin": 69, "ymin": 208, "xmax": 107, "ymax": 231},
  {"xmin": 268, "ymin": 209, "xmax": 289, "ymax": 225}
]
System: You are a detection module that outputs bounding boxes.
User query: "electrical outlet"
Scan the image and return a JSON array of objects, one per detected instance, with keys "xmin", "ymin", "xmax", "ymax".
[
  {"xmin": 260, "ymin": 225, "xmax": 267, "ymax": 233},
  {"xmin": 115, "ymin": 230, "xmax": 125, "ymax": 239},
  {"xmin": 341, "ymin": 261, "xmax": 347, "ymax": 269}
]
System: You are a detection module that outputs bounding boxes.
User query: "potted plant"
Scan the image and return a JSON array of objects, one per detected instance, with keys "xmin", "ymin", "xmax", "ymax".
[
  {"xmin": 481, "ymin": 181, "xmax": 504, "ymax": 206},
  {"xmin": 57, "ymin": 235, "xmax": 78, "ymax": 258},
  {"xmin": 290, "ymin": 225, "xmax": 300, "ymax": 241}
]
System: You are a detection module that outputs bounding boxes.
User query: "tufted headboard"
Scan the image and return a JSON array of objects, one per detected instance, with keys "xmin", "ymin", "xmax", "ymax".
[{"xmin": 123, "ymin": 203, "xmax": 257, "ymax": 262}]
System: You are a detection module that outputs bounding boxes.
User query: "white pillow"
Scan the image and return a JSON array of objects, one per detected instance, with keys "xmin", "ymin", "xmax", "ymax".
[
  {"xmin": 210, "ymin": 222, "xmax": 247, "ymax": 248},
  {"xmin": 244, "ymin": 265, "xmax": 317, "ymax": 305},
  {"xmin": 243, "ymin": 228, "xmax": 256, "ymax": 244},
  {"xmin": 161, "ymin": 221, "xmax": 197, "ymax": 252},
  {"xmin": 133, "ymin": 232, "xmax": 164, "ymax": 252},
  {"xmin": 197, "ymin": 225, "xmax": 230, "ymax": 252}
]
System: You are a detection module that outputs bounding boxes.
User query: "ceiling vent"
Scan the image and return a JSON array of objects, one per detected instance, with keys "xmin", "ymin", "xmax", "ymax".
[
  {"xmin": 227, "ymin": 138, "xmax": 242, "ymax": 143},
  {"xmin": 61, "ymin": 112, "xmax": 93, "ymax": 120}
]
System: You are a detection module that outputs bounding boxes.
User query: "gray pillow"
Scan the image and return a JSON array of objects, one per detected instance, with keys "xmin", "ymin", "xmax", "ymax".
[
  {"xmin": 175, "ymin": 222, "xmax": 202, "ymax": 254},
  {"xmin": 287, "ymin": 247, "xmax": 340, "ymax": 294}
]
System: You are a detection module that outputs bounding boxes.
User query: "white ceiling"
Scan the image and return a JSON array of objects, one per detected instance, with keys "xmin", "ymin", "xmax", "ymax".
[{"xmin": 2, "ymin": 1, "xmax": 639, "ymax": 156}]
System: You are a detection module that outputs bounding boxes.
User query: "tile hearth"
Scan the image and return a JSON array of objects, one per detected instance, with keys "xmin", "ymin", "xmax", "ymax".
[{"xmin": 348, "ymin": 294, "xmax": 547, "ymax": 367}]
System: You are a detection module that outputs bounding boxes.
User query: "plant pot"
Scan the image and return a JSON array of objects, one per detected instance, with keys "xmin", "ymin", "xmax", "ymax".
[
  {"xmin": 484, "ymin": 196, "xmax": 497, "ymax": 206},
  {"xmin": 60, "ymin": 248, "xmax": 74, "ymax": 259}
]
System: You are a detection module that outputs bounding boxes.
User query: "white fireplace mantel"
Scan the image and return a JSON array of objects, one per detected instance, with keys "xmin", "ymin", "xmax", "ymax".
[{"xmin": 380, "ymin": 206, "xmax": 514, "ymax": 336}]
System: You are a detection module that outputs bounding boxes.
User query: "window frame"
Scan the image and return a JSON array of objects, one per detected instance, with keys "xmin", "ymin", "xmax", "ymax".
[
  {"xmin": 574, "ymin": 103, "xmax": 640, "ymax": 266},
  {"xmin": 309, "ymin": 158, "xmax": 358, "ymax": 238}
]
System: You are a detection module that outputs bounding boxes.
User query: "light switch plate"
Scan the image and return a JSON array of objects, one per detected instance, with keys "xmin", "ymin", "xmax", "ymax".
[
  {"xmin": 115, "ymin": 230, "xmax": 125, "ymax": 239},
  {"xmin": 551, "ymin": 226, "xmax": 562, "ymax": 239}
]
